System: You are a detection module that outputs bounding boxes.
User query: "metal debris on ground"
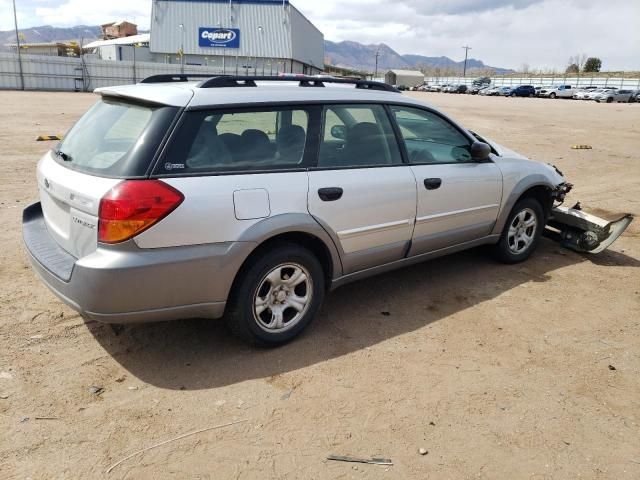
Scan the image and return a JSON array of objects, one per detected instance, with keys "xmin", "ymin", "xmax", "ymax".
[
  {"xmin": 88, "ymin": 386, "xmax": 104, "ymax": 395},
  {"xmin": 327, "ymin": 454, "xmax": 393, "ymax": 466},
  {"xmin": 571, "ymin": 145, "xmax": 592, "ymax": 149},
  {"xmin": 36, "ymin": 135, "xmax": 61, "ymax": 141}
]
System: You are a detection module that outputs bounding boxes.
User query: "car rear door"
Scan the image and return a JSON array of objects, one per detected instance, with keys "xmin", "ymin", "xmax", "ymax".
[
  {"xmin": 388, "ymin": 105, "xmax": 502, "ymax": 256},
  {"xmin": 143, "ymin": 105, "xmax": 315, "ymax": 248},
  {"xmin": 307, "ymin": 104, "xmax": 417, "ymax": 274}
]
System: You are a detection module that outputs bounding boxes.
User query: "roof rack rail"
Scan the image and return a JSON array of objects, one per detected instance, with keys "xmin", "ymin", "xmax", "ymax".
[
  {"xmin": 140, "ymin": 74, "xmax": 216, "ymax": 84},
  {"xmin": 197, "ymin": 75, "xmax": 400, "ymax": 93}
]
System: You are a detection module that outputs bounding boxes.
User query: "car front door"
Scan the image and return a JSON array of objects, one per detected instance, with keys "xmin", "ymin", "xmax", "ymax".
[
  {"xmin": 307, "ymin": 104, "xmax": 417, "ymax": 274},
  {"xmin": 389, "ymin": 105, "xmax": 503, "ymax": 256}
]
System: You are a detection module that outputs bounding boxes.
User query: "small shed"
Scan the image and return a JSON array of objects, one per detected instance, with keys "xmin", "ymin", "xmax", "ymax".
[{"xmin": 384, "ymin": 69, "xmax": 424, "ymax": 87}]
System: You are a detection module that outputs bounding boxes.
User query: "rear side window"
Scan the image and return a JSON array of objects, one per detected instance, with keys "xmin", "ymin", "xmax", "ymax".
[
  {"xmin": 55, "ymin": 98, "xmax": 178, "ymax": 178},
  {"xmin": 317, "ymin": 104, "xmax": 402, "ymax": 168},
  {"xmin": 156, "ymin": 106, "xmax": 314, "ymax": 174}
]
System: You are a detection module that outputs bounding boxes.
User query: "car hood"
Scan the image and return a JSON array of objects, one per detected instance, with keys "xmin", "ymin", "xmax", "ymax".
[{"xmin": 478, "ymin": 135, "xmax": 566, "ymax": 184}]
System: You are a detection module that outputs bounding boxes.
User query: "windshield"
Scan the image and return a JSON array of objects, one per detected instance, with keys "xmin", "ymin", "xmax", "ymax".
[{"xmin": 55, "ymin": 97, "xmax": 178, "ymax": 178}]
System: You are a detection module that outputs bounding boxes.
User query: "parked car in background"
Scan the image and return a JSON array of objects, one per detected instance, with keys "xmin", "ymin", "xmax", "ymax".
[
  {"xmin": 497, "ymin": 86, "xmax": 513, "ymax": 96},
  {"xmin": 429, "ymin": 84, "xmax": 443, "ymax": 92},
  {"xmin": 631, "ymin": 90, "xmax": 640, "ymax": 103},
  {"xmin": 573, "ymin": 86, "xmax": 601, "ymax": 100},
  {"xmin": 442, "ymin": 85, "xmax": 457, "ymax": 93},
  {"xmin": 534, "ymin": 86, "xmax": 544, "ymax": 96},
  {"xmin": 584, "ymin": 88, "xmax": 617, "ymax": 100},
  {"xmin": 455, "ymin": 85, "xmax": 468, "ymax": 94},
  {"xmin": 595, "ymin": 89, "xmax": 635, "ymax": 103},
  {"xmin": 472, "ymin": 76, "xmax": 492, "ymax": 88},
  {"xmin": 480, "ymin": 86, "xmax": 500, "ymax": 96},
  {"xmin": 469, "ymin": 85, "xmax": 489, "ymax": 94},
  {"xmin": 539, "ymin": 85, "xmax": 574, "ymax": 99},
  {"xmin": 509, "ymin": 85, "xmax": 536, "ymax": 97}
]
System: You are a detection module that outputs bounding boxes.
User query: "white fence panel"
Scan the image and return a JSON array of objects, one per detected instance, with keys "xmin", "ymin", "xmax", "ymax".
[{"xmin": 0, "ymin": 52, "xmax": 232, "ymax": 91}]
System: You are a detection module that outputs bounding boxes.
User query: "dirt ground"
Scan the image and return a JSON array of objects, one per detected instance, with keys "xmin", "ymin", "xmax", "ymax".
[{"xmin": 1, "ymin": 90, "xmax": 639, "ymax": 479}]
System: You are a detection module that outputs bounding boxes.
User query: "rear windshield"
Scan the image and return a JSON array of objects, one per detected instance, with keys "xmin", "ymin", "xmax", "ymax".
[{"xmin": 54, "ymin": 97, "xmax": 178, "ymax": 178}]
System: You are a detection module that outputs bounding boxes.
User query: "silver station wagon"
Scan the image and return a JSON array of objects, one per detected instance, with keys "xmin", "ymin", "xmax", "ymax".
[{"xmin": 23, "ymin": 75, "xmax": 632, "ymax": 345}]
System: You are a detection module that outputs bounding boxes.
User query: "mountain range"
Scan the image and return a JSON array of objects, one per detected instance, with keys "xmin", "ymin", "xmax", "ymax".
[
  {"xmin": 1, "ymin": 25, "xmax": 513, "ymax": 74},
  {"xmin": 325, "ymin": 40, "xmax": 513, "ymax": 74}
]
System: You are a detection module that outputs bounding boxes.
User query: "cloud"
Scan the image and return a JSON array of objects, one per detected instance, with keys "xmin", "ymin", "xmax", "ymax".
[
  {"xmin": 4, "ymin": 0, "xmax": 640, "ymax": 70},
  {"xmin": 34, "ymin": 0, "xmax": 150, "ymax": 29},
  {"xmin": 296, "ymin": 0, "xmax": 640, "ymax": 70}
]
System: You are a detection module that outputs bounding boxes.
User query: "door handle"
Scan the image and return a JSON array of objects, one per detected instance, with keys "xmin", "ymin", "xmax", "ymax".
[
  {"xmin": 423, "ymin": 178, "xmax": 442, "ymax": 190},
  {"xmin": 318, "ymin": 187, "xmax": 343, "ymax": 202}
]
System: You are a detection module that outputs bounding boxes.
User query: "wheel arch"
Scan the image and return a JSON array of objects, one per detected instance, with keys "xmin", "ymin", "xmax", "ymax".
[
  {"xmin": 230, "ymin": 214, "xmax": 343, "ymax": 295},
  {"xmin": 492, "ymin": 178, "xmax": 555, "ymax": 235}
]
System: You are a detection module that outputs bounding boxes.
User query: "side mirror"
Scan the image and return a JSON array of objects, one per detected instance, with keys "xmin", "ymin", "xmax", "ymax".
[
  {"xmin": 331, "ymin": 125, "xmax": 347, "ymax": 140},
  {"xmin": 470, "ymin": 141, "xmax": 491, "ymax": 161}
]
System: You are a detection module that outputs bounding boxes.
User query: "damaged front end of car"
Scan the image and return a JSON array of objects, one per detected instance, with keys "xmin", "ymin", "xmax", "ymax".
[{"xmin": 545, "ymin": 182, "xmax": 634, "ymax": 253}]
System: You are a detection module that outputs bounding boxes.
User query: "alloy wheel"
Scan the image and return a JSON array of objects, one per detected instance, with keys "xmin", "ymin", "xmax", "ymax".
[
  {"xmin": 507, "ymin": 208, "xmax": 538, "ymax": 254},
  {"xmin": 253, "ymin": 263, "xmax": 313, "ymax": 333}
]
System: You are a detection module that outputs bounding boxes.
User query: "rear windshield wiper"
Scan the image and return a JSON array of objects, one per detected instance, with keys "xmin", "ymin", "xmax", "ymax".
[{"xmin": 54, "ymin": 149, "xmax": 72, "ymax": 161}]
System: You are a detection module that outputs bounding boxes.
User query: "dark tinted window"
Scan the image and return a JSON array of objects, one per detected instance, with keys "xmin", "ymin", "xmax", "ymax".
[
  {"xmin": 391, "ymin": 106, "xmax": 473, "ymax": 164},
  {"xmin": 55, "ymin": 98, "xmax": 178, "ymax": 178},
  {"xmin": 317, "ymin": 104, "xmax": 402, "ymax": 168},
  {"xmin": 156, "ymin": 107, "xmax": 312, "ymax": 174}
]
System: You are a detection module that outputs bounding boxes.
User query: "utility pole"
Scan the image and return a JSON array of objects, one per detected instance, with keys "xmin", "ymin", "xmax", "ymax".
[
  {"xmin": 374, "ymin": 48, "xmax": 380, "ymax": 80},
  {"xmin": 462, "ymin": 45, "xmax": 471, "ymax": 77},
  {"xmin": 12, "ymin": 0, "xmax": 24, "ymax": 90},
  {"xmin": 179, "ymin": 23, "xmax": 185, "ymax": 74}
]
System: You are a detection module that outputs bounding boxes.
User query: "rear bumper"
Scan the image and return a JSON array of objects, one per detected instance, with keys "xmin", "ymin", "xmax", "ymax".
[{"xmin": 23, "ymin": 202, "xmax": 254, "ymax": 323}]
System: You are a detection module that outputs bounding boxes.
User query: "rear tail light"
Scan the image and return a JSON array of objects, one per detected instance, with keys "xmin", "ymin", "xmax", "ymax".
[{"xmin": 98, "ymin": 180, "xmax": 184, "ymax": 244}]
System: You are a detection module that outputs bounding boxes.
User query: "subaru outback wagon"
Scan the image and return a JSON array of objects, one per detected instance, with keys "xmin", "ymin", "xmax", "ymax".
[{"xmin": 23, "ymin": 75, "xmax": 632, "ymax": 345}]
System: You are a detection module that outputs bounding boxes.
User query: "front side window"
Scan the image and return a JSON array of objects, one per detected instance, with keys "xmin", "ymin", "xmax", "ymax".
[
  {"xmin": 390, "ymin": 106, "xmax": 473, "ymax": 164},
  {"xmin": 157, "ymin": 107, "xmax": 311, "ymax": 174},
  {"xmin": 317, "ymin": 104, "xmax": 402, "ymax": 168}
]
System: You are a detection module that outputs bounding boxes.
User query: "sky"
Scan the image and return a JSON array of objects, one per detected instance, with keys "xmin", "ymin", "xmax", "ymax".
[{"xmin": 2, "ymin": 0, "xmax": 639, "ymax": 70}]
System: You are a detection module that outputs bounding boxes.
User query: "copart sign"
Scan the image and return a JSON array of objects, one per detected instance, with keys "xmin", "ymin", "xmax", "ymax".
[{"xmin": 198, "ymin": 28, "xmax": 241, "ymax": 48}]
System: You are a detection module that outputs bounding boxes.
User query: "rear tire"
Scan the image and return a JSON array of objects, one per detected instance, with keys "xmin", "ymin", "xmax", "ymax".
[
  {"xmin": 226, "ymin": 243, "xmax": 325, "ymax": 346},
  {"xmin": 493, "ymin": 198, "xmax": 545, "ymax": 264},
  {"xmin": 606, "ymin": 97, "xmax": 613, "ymax": 103},
  {"xmin": 550, "ymin": 92, "xmax": 556, "ymax": 99}
]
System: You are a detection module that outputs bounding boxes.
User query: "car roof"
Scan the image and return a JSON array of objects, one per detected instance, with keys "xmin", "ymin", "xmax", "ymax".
[{"xmin": 95, "ymin": 79, "xmax": 430, "ymax": 110}]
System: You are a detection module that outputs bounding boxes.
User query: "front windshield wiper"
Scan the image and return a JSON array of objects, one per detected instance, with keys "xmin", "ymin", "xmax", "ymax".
[{"xmin": 54, "ymin": 149, "xmax": 72, "ymax": 161}]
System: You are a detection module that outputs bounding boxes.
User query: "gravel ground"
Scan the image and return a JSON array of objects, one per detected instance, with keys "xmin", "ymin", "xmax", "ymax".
[{"xmin": 0, "ymin": 90, "xmax": 639, "ymax": 479}]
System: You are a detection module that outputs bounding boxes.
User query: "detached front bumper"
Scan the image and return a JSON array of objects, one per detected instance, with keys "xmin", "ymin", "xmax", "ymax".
[
  {"xmin": 546, "ymin": 203, "xmax": 633, "ymax": 253},
  {"xmin": 23, "ymin": 202, "xmax": 253, "ymax": 323}
]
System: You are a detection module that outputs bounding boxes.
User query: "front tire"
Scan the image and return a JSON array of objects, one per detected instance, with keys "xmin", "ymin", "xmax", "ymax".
[
  {"xmin": 493, "ymin": 198, "xmax": 545, "ymax": 264},
  {"xmin": 549, "ymin": 92, "xmax": 556, "ymax": 99},
  {"xmin": 226, "ymin": 243, "xmax": 325, "ymax": 346}
]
